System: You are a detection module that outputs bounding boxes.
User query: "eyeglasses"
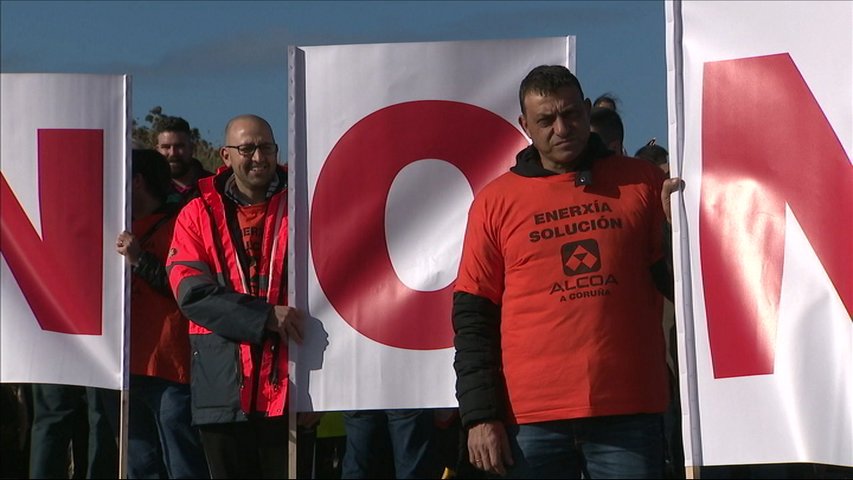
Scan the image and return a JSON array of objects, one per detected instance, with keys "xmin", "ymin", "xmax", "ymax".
[{"xmin": 225, "ymin": 143, "xmax": 279, "ymax": 157}]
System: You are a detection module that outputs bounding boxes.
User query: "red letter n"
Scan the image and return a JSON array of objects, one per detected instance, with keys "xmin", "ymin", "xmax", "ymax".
[
  {"xmin": 701, "ymin": 54, "xmax": 852, "ymax": 378},
  {"xmin": 1, "ymin": 129, "xmax": 104, "ymax": 334}
]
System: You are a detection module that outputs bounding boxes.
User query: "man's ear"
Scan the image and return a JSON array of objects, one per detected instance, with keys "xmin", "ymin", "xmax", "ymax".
[
  {"xmin": 220, "ymin": 147, "xmax": 231, "ymax": 167},
  {"xmin": 518, "ymin": 114, "xmax": 530, "ymax": 138}
]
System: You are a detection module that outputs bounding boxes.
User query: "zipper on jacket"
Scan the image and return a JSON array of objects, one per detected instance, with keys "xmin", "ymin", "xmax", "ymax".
[
  {"xmin": 249, "ymin": 344, "xmax": 262, "ymax": 414},
  {"xmin": 237, "ymin": 345, "xmax": 245, "ymax": 389},
  {"xmin": 269, "ymin": 334, "xmax": 281, "ymax": 390}
]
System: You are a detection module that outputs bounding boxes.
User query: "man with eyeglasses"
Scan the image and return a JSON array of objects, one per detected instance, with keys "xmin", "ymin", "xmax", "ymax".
[{"xmin": 167, "ymin": 114, "xmax": 312, "ymax": 478}]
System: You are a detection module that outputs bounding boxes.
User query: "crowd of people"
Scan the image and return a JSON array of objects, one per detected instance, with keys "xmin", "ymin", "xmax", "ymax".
[{"xmin": 2, "ymin": 65, "xmax": 845, "ymax": 480}]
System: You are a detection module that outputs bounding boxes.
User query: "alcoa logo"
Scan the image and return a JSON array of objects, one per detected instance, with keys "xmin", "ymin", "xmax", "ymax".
[{"xmin": 561, "ymin": 239, "xmax": 601, "ymax": 276}]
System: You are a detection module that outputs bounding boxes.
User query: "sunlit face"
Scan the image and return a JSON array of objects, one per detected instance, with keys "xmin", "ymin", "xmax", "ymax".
[
  {"xmin": 519, "ymin": 85, "xmax": 591, "ymax": 173},
  {"xmin": 156, "ymin": 131, "xmax": 194, "ymax": 179},
  {"xmin": 220, "ymin": 117, "xmax": 277, "ymax": 198}
]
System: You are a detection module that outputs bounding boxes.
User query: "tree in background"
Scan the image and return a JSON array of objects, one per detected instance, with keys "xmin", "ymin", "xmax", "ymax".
[{"xmin": 132, "ymin": 106, "xmax": 221, "ymax": 173}]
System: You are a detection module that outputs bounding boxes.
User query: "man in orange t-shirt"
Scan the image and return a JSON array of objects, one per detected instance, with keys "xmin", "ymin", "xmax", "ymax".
[{"xmin": 454, "ymin": 65, "xmax": 678, "ymax": 478}]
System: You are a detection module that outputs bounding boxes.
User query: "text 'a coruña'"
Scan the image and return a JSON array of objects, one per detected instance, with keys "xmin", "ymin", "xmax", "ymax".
[{"xmin": 550, "ymin": 274, "xmax": 618, "ymax": 302}]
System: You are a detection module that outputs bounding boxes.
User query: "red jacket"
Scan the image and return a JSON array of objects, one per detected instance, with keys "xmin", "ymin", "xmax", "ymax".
[
  {"xmin": 167, "ymin": 166, "xmax": 289, "ymax": 425},
  {"xmin": 130, "ymin": 210, "xmax": 191, "ymax": 384}
]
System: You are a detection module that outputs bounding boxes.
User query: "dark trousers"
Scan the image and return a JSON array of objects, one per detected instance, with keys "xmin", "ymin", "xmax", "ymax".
[
  {"xmin": 198, "ymin": 416, "xmax": 315, "ymax": 479},
  {"xmin": 504, "ymin": 413, "xmax": 665, "ymax": 479},
  {"xmin": 29, "ymin": 384, "xmax": 118, "ymax": 479},
  {"xmin": 127, "ymin": 375, "xmax": 209, "ymax": 479},
  {"xmin": 342, "ymin": 409, "xmax": 438, "ymax": 479}
]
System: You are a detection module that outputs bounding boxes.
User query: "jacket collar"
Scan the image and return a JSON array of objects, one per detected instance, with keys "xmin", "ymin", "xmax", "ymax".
[{"xmin": 510, "ymin": 132, "xmax": 611, "ymax": 186}]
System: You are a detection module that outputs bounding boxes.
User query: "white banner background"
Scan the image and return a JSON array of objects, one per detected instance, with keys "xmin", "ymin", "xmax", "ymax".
[
  {"xmin": 666, "ymin": 1, "xmax": 852, "ymax": 467},
  {"xmin": 290, "ymin": 37, "xmax": 574, "ymax": 411},
  {"xmin": 0, "ymin": 74, "xmax": 128, "ymax": 390}
]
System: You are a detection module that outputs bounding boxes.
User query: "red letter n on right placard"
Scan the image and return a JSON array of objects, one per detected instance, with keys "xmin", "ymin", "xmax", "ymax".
[{"xmin": 700, "ymin": 53, "xmax": 852, "ymax": 379}]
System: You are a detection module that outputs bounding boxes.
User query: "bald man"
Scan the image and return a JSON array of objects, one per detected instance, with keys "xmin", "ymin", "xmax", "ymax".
[{"xmin": 167, "ymin": 115, "xmax": 304, "ymax": 478}]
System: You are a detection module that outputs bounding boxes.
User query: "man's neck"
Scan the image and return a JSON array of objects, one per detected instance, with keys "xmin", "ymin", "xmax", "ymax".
[
  {"xmin": 132, "ymin": 195, "xmax": 162, "ymax": 220},
  {"xmin": 540, "ymin": 157, "xmax": 580, "ymax": 174},
  {"xmin": 172, "ymin": 166, "xmax": 198, "ymax": 189},
  {"xmin": 235, "ymin": 184, "xmax": 268, "ymax": 205}
]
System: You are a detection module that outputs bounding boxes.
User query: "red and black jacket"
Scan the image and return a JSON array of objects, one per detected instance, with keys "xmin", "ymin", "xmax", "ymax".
[{"xmin": 167, "ymin": 165, "xmax": 289, "ymax": 425}]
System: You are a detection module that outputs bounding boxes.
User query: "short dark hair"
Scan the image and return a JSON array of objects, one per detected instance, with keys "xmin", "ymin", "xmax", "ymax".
[
  {"xmin": 589, "ymin": 107, "xmax": 624, "ymax": 148},
  {"xmin": 519, "ymin": 65, "xmax": 585, "ymax": 115},
  {"xmin": 155, "ymin": 116, "xmax": 192, "ymax": 137},
  {"xmin": 634, "ymin": 144, "xmax": 669, "ymax": 166},
  {"xmin": 593, "ymin": 93, "xmax": 619, "ymax": 111},
  {"xmin": 132, "ymin": 149, "xmax": 172, "ymax": 202}
]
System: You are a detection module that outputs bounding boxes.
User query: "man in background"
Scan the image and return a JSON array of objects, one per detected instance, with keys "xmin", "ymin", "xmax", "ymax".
[
  {"xmin": 154, "ymin": 116, "xmax": 213, "ymax": 201},
  {"xmin": 635, "ymin": 141, "xmax": 670, "ymax": 177},
  {"xmin": 116, "ymin": 149, "xmax": 209, "ymax": 479},
  {"xmin": 593, "ymin": 93, "xmax": 619, "ymax": 111},
  {"xmin": 590, "ymin": 106, "xmax": 626, "ymax": 155}
]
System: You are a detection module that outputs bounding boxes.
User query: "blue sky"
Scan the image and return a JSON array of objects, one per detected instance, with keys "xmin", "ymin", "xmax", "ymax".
[{"xmin": 1, "ymin": 0, "xmax": 668, "ymax": 153}]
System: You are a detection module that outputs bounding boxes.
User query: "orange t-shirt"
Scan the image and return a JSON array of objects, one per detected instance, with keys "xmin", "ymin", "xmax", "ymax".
[
  {"xmin": 236, "ymin": 203, "xmax": 267, "ymax": 295},
  {"xmin": 455, "ymin": 155, "xmax": 669, "ymax": 425}
]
